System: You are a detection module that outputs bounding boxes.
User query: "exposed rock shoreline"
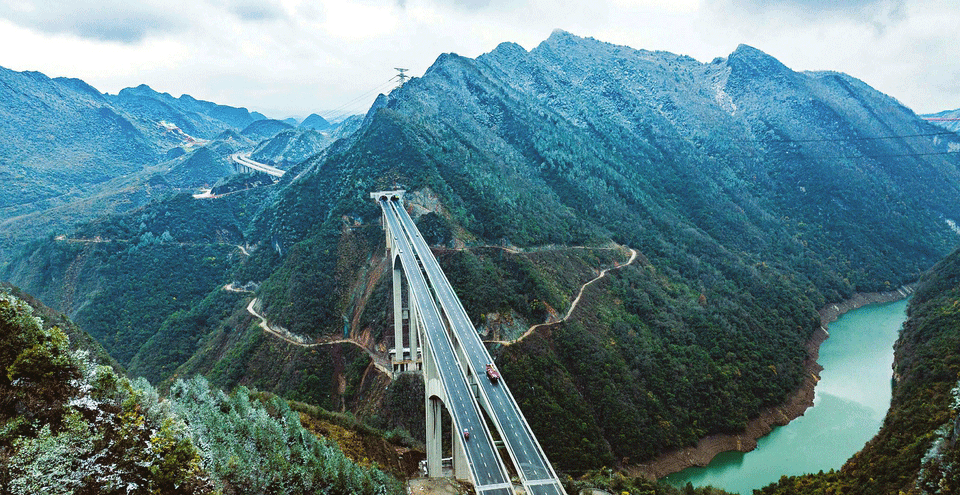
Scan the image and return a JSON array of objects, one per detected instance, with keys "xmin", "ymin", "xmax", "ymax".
[{"xmin": 628, "ymin": 284, "xmax": 915, "ymax": 481}]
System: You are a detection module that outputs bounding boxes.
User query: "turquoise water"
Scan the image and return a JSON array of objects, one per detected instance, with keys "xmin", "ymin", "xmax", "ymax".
[{"xmin": 663, "ymin": 299, "xmax": 909, "ymax": 494}]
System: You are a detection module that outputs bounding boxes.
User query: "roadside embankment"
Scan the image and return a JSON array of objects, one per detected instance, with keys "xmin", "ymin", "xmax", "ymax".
[{"xmin": 629, "ymin": 284, "xmax": 915, "ymax": 480}]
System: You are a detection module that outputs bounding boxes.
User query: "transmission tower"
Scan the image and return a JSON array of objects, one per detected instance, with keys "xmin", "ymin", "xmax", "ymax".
[{"xmin": 393, "ymin": 68, "xmax": 410, "ymax": 87}]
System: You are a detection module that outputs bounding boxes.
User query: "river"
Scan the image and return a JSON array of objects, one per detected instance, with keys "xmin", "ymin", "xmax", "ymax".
[{"xmin": 663, "ymin": 299, "xmax": 909, "ymax": 494}]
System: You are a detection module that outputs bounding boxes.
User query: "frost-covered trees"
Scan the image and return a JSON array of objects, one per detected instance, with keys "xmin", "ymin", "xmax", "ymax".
[
  {"xmin": 0, "ymin": 289, "xmax": 403, "ymax": 495},
  {"xmin": 169, "ymin": 376, "xmax": 403, "ymax": 495},
  {"xmin": 0, "ymin": 289, "xmax": 211, "ymax": 494}
]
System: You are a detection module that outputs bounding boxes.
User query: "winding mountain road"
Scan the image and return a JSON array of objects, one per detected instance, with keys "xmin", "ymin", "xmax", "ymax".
[
  {"xmin": 244, "ymin": 297, "xmax": 392, "ymax": 376},
  {"xmin": 489, "ymin": 246, "xmax": 638, "ymax": 346}
]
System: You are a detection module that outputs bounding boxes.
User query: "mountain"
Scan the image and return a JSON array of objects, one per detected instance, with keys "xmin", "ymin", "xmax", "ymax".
[
  {"xmin": 0, "ymin": 67, "xmax": 271, "ymax": 262},
  {"xmin": 240, "ymin": 119, "xmax": 295, "ymax": 140},
  {"xmin": 109, "ymin": 84, "xmax": 266, "ymax": 139},
  {"xmin": 250, "ymin": 128, "xmax": 332, "ymax": 169},
  {"xmin": 6, "ymin": 30, "xmax": 960, "ymax": 476},
  {"xmin": 922, "ymin": 107, "xmax": 960, "ymax": 133},
  {"xmin": 300, "ymin": 113, "xmax": 331, "ymax": 130},
  {"xmin": 0, "ymin": 67, "xmax": 159, "ymax": 213},
  {"xmin": 163, "ymin": 146, "xmax": 237, "ymax": 189},
  {"xmin": 214, "ymin": 30, "xmax": 960, "ymax": 470}
]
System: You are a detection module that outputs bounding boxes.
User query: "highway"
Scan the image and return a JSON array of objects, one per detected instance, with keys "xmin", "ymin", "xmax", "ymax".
[
  {"xmin": 380, "ymin": 199, "xmax": 514, "ymax": 495},
  {"xmin": 230, "ymin": 152, "xmax": 286, "ymax": 177},
  {"xmin": 386, "ymin": 199, "xmax": 566, "ymax": 495}
]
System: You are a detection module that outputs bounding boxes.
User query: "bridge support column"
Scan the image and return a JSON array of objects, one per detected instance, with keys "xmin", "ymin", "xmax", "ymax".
[
  {"xmin": 423, "ymin": 337, "xmax": 444, "ymax": 477},
  {"xmin": 393, "ymin": 256, "xmax": 403, "ymax": 369},
  {"xmin": 426, "ymin": 397, "xmax": 443, "ymax": 477},
  {"xmin": 453, "ymin": 423, "xmax": 470, "ymax": 481},
  {"xmin": 408, "ymin": 277, "xmax": 419, "ymax": 365}
]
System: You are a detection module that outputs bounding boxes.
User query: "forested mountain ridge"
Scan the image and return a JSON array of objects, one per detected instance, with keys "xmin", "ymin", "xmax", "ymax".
[
  {"xmin": 109, "ymin": 83, "xmax": 267, "ymax": 136},
  {"xmin": 6, "ymin": 30, "xmax": 960, "ymax": 477},
  {"xmin": 236, "ymin": 30, "xmax": 960, "ymax": 469}
]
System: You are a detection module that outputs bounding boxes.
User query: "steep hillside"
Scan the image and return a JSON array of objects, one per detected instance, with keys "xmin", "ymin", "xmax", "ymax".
[
  {"xmin": 4, "ymin": 192, "xmax": 260, "ymax": 368},
  {"xmin": 756, "ymin": 247, "xmax": 960, "ymax": 495},
  {"xmin": 7, "ymin": 31, "xmax": 960, "ymax": 477}
]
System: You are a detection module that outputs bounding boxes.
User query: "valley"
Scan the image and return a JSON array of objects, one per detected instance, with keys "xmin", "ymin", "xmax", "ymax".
[{"xmin": 2, "ymin": 27, "xmax": 960, "ymax": 495}]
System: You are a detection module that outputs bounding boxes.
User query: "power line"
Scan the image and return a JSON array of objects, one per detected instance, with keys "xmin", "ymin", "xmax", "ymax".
[
  {"xmin": 733, "ymin": 130, "xmax": 958, "ymax": 144},
  {"xmin": 318, "ymin": 67, "xmax": 416, "ymax": 122},
  {"xmin": 319, "ymin": 77, "xmax": 397, "ymax": 121},
  {"xmin": 711, "ymin": 148, "xmax": 960, "ymax": 163},
  {"xmin": 782, "ymin": 149, "xmax": 960, "ymax": 161}
]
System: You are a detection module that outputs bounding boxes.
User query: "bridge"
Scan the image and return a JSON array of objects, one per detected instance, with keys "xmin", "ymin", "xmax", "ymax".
[
  {"xmin": 230, "ymin": 152, "xmax": 286, "ymax": 178},
  {"xmin": 372, "ymin": 191, "xmax": 567, "ymax": 495}
]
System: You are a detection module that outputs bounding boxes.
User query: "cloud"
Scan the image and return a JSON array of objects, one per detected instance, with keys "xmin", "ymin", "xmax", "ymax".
[
  {"xmin": 0, "ymin": 0, "xmax": 188, "ymax": 43},
  {"xmin": 434, "ymin": 0, "xmax": 494, "ymax": 10},
  {"xmin": 0, "ymin": 0, "xmax": 289, "ymax": 43},
  {"xmin": 718, "ymin": 0, "xmax": 908, "ymax": 29},
  {"xmin": 215, "ymin": 0, "xmax": 286, "ymax": 22}
]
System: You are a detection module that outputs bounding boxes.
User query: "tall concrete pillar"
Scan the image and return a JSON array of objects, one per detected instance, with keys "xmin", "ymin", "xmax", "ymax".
[
  {"xmin": 426, "ymin": 397, "xmax": 443, "ymax": 477},
  {"xmin": 393, "ymin": 257, "xmax": 403, "ymax": 368},
  {"xmin": 408, "ymin": 277, "xmax": 419, "ymax": 363},
  {"xmin": 423, "ymin": 340, "xmax": 443, "ymax": 477},
  {"xmin": 453, "ymin": 422, "xmax": 470, "ymax": 481}
]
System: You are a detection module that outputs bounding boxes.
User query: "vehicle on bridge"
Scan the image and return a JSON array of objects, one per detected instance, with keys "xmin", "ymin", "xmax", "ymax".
[
  {"xmin": 486, "ymin": 363, "xmax": 500, "ymax": 383},
  {"xmin": 463, "ymin": 429, "xmax": 470, "ymax": 441}
]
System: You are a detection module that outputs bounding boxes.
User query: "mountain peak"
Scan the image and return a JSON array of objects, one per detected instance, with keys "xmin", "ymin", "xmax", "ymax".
[
  {"xmin": 548, "ymin": 28, "xmax": 576, "ymax": 40},
  {"xmin": 726, "ymin": 43, "xmax": 792, "ymax": 79},
  {"xmin": 541, "ymin": 28, "xmax": 593, "ymax": 49},
  {"xmin": 53, "ymin": 77, "xmax": 105, "ymax": 100},
  {"xmin": 300, "ymin": 113, "xmax": 331, "ymax": 131},
  {"xmin": 490, "ymin": 41, "xmax": 527, "ymax": 58},
  {"xmin": 117, "ymin": 83, "xmax": 162, "ymax": 98}
]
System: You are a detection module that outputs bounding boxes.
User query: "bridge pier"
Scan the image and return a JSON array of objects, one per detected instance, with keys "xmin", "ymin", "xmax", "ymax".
[
  {"xmin": 393, "ymin": 258, "xmax": 403, "ymax": 365},
  {"xmin": 453, "ymin": 423, "xmax": 470, "ymax": 481},
  {"xmin": 426, "ymin": 396, "xmax": 443, "ymax": 477},
  {"xmin": 423, "ymin": 331, "xmax": 444, "ymax": 477}
]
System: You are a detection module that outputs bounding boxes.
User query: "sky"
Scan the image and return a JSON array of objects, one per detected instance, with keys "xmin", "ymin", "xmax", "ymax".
[{"xmin": 0, "ymin": 0, "xmax": 957, "ymax": 120}]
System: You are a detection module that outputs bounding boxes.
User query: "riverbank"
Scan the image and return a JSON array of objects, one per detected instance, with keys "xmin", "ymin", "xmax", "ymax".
[{"xmin": 628, "ymin": 284, "xmax": 915, "ymax": 481}]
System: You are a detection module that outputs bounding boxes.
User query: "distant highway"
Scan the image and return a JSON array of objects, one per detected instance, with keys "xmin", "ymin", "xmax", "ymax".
[
  {"xmin": 230, "ymin": 152, "xmax": 285, "ymax": 178},
  {"xmin": 386, "ymin": 199, "xmax": 566, "ymax": 495}
]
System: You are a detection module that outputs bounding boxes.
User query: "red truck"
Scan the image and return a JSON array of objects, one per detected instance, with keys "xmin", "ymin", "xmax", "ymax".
[{"xmin": 486, "ymin": 363, "xmax": 500, "ymax": 383}]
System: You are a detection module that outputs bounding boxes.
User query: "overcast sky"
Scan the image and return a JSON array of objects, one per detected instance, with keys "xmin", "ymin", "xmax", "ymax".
[{"xmin": 0, "ymin": 0, "xmax": 957, "ymax": 120}]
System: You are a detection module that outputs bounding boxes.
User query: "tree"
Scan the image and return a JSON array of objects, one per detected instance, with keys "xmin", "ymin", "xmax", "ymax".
[{"xmin": 0, "ymin": 292, "xmax": 80, "ymax": 429}]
